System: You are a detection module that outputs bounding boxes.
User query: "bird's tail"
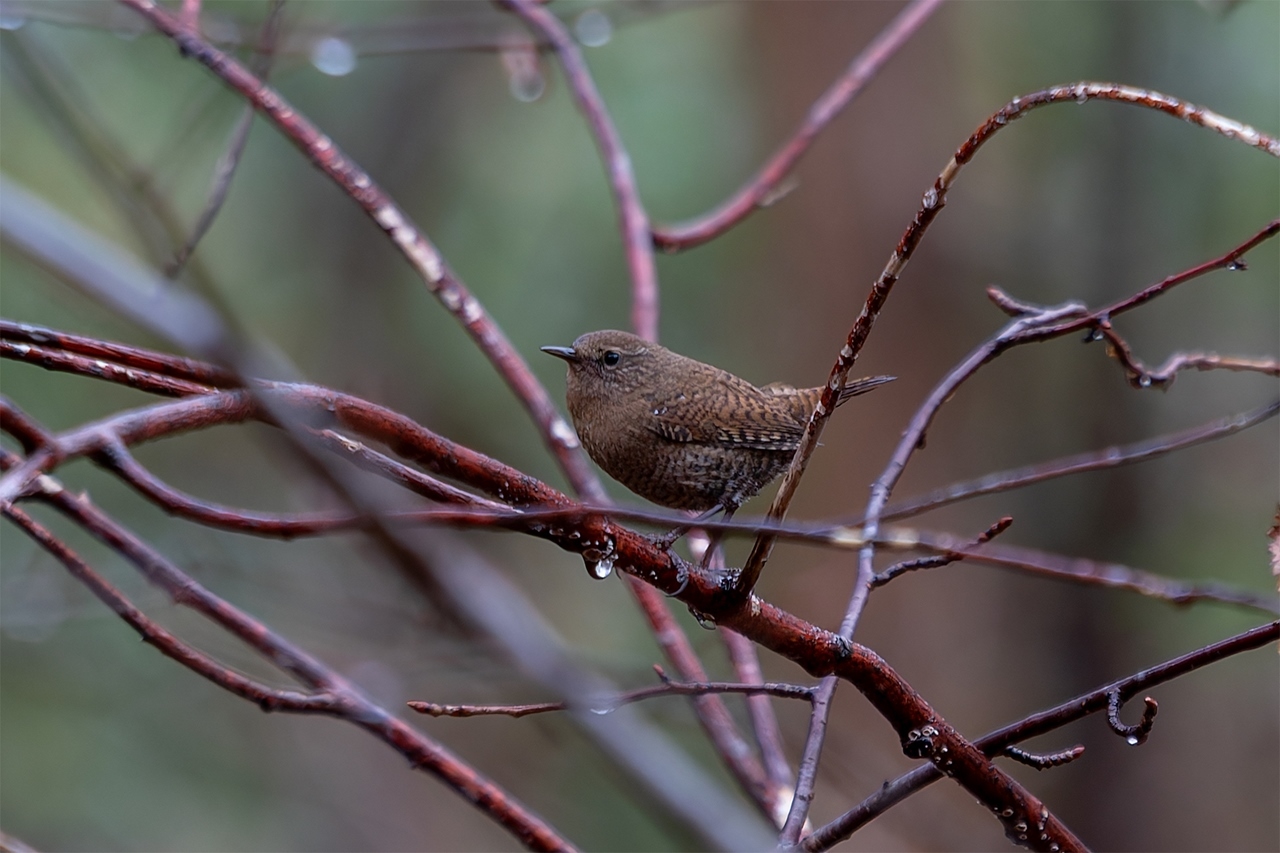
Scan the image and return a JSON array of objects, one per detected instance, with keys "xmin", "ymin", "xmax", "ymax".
[{"xmin": 837, "ymin": 374, "xmax": 895, "ymax": 404}]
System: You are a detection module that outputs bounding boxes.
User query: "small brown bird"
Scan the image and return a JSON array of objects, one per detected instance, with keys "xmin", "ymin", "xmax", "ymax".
[{"xmin": 542, "ymin": 330, "xmax": 893, "ymax": 518}]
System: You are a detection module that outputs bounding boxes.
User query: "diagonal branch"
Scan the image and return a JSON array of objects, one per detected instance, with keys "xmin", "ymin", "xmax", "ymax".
[
  {"xmin": 651, "ymin": 0, "xmax": 945, "ymax": 251},
  {"xmin": 115, "ymin": 0, "xmax": 601, "ymax": 499},
  {"xmin": 802, "ymin": 619, "xmax": 1280, "ymax": 850},
  {"xmin": 740, "ymin": 96, "xmax": 1278, "ymax": 596},
  {"xmin": 882, "ymin": 399, "xmax": 1280, "ymax": 519},
  {"xmin": 111, "ymin": 3, "xmax": 782, "ymax": 818},
  {"xmin": 1, "ymin": 456, "xmax": 575, "ymax": 852},
  {"xmin": 779, "ymin": 214, "xmax": 1279, "ymax": 836}
]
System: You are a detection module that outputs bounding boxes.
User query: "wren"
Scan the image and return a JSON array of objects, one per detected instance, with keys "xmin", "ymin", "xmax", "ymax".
[{"xmin": 542, "ymin": 330, "xmax": 893, "ymax": 519}]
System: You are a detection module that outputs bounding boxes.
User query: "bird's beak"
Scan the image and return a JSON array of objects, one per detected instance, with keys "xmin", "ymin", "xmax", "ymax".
[{"xmin": 540, "ymin": 345, "xmax": 579, "ymax": 363}]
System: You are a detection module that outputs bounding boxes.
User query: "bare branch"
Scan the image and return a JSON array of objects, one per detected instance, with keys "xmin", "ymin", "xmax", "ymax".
[
  {"xmin": 116, "ymin": 0, "xmax": 602, "ymax": 497},
  {"xmin": 652, "ymin": 0, "xmax": 945, "ymax": 251},
  {"xmin": 408, "ymin": 678, "xmax": 816, "ymax": 719},
  {"xmin": 1, "ymin": 457, "xmax": 575, "ymax": 852},
  {"xmin": 1106, "ymin": 693, "xmax": 1159, "ymax": 746},
  {"xmin": 882, "ymin": 400, "xmax": 1280, "ymax": 520},
  {"xmin": 166, "ymin": 0, "xmax": 286, "ymax": 278},
  {"xmin": 871, "ymin": 516, "xmax": 1014, "ymax": 587},
  {"xmin": 1004, "ymin": 745, "xmax": 1086, "ymax": 771},
  {"xmin": 499, "ymin": 0, "xmax": 658, "ymax": 341},
  {"xmin": 804, "ymin": 619, "xmax": 1280, "ymax": 850}
]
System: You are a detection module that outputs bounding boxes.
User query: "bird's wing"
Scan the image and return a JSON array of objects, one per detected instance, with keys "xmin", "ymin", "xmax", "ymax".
[{"xmin": 646, "ymin": 385, "xmax": 804, "ymax": 451}]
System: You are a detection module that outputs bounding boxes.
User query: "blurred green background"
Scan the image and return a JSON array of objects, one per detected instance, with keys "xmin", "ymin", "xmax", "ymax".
[{"xmin": 2, "ymin": 1, "xmax": 1277, "ymax": 850}]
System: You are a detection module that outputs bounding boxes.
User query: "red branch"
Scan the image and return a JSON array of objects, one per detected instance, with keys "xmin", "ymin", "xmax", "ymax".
[
  {"xmin": 110, "ymin": 1, "xmax": 785, "ymax": 818},
  {"xmin": 803, "ymin": 619, "xmax": 1280, "ymax": 850},
  {"xmin": 499, "ymin": 0, "xmax": 658, "ymax": 342},
  {"xmin": 1, "ymin": 455, "xmax": 574, "ymax": 852},
  {"xmin": 3, "ymin": 344, "xmax": 1085, "ymax": 850},
  {"xmin": 651, "ymin": 0, "xmax": 945, "ymax": 251},
  {"xmin": 114, "ymin": 0, "xmax": 600, "ymax": 499}
]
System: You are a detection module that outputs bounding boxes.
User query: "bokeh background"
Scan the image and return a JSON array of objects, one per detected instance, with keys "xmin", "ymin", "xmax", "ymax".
[{"xmin": 2, "ymin": 1, "xmax": 1277, "ymax": 850}]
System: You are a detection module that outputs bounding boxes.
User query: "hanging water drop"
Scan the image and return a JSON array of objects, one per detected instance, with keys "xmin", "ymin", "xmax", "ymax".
[
  {"xmin": 585, "ymin": 556, "xmax": 615, "ymax": 580},
  {"xmin": 690, "ymin": 609, "xmax": 717, "ymax": 630},
  {"xmin": 502, "ymin": 45, "xmax": 545, "ymax": 102}
]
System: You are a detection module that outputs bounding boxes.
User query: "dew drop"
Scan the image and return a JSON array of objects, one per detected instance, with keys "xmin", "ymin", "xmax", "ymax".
[
  {"xmin": 1226, "ymin": 259, "xmax": 1247, "ymax": 271},
  {"xmin": 922, "ymin": 188, "xmax": 939, "ymax": 209},
  {"xmin": 586, "ymin": 556, "xmax": 615, "ymax": 580},
  {"xmin": 510, "ymin": 68, "xmax": 545, "ymax": 102},
  {"xmin": 1137, "ymin": 376, "xmax": 1151, "ymax": 388},
  {"xmin": 692, "ymin": 612, "xmax": 717, "ymax": 630},
  {"xmin": 503, "ymin": 47, "xmax": 545, "ymax": 102},
  {"xmin": 574, "ymin": 9, "xmax": 613, "ymax": 47},
  {"xmin": 311, "ymin": 37, "xmax": 357, "ymax": 77},
  {"xmin": 1126, "ymin": 735, "xmax": 1140, "ymax": 745}
]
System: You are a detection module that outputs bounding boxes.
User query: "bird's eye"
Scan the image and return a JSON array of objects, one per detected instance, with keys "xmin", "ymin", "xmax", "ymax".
[{"xmin": 602, "ymin": 350, "xmax": 621, "ymax": 367}]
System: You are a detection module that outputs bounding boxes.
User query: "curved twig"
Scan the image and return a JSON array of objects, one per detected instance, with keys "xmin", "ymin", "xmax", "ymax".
[
  {"xmin": 651, "ymin": 0, "xmax": 945, "ymax": 251},
  {"xmin": 499, "ymin": 0, "xmax": 658, "ymax": 341},
  {"xmin": 1106, "ymin": 692, "xmax": 1159, "ymax": 746}
]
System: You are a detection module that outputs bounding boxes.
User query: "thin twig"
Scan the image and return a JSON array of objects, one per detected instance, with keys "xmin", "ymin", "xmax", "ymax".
[
  {"xmin": 1096, "ymin": 322, "xmax": 1279, "ymax": 389},
  {"xmin": 739, "ymin": 91, "xmax": 1279, "ymax": 597},
  {"xmin": 167, "ymin": 0, "xmax": 287, "ymax": 278},
  {"xmin": 871, "ymin": 516, "xmax": 1013, "ymax": 587},
  {"xmin": 652, "ymin": 0, "xmax": 945, "ymax": 251},
  {"xmin": 1106, "ymin": 692, "xmax": 1158, "ymax": 746},
  {"xmin": 882, "ymin": 399, "xmax": 1280, "ymax": 519},
  {"xmin": 1, "ymin": 459, "xmax": 575, "ymax": 853},
  {"xmin": 117, "ymin": 0, "xmax": 601, "ymax": 496},
  {"xmin": 1003, "ymin": 745, "xmax": 1086, "ymax": 771},
  {"xmin": 499, "ymin": 0, "xmax": 658, "ymax": 341},
  {"xmin": 409, "ymin": 679, "xmax": 816, "ymax": 719},
  {"xmin": 724, "ymin": 628, "xmax": 796, "ymax": 796}
]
